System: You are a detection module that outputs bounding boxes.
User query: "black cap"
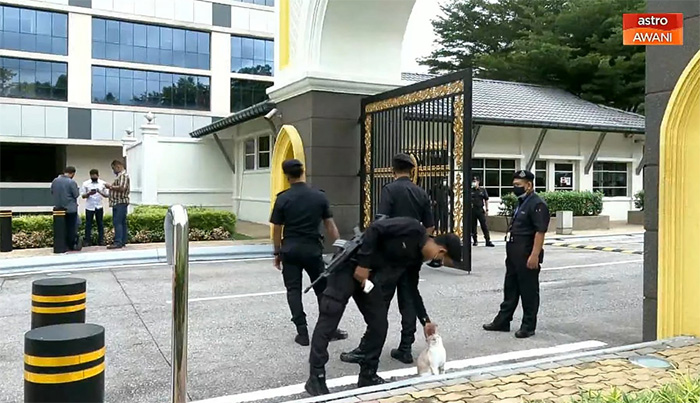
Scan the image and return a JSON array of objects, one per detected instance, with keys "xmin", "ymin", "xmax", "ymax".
[
  {"xmin": 513, "ymin": 170, "xmax": 535, "ymax": 181},
  {"xmin": 393, "ymin": 153, "xmax": 415, "ymax": 168},
  {"xmin": 282, "ymin": 159, "xmax": 303, "ymax": 173},
  {"xmin": 434, "ymin": 233, "xmax": 462, "ymax": 264}
]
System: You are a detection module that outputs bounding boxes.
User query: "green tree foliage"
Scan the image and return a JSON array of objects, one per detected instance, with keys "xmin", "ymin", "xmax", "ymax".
[{"xmin": 421, "ymin": 0, "xmax": 645, "ymax": 113}]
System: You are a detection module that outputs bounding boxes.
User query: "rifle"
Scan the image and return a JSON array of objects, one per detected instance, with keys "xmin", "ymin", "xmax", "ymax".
[{"xmin": 303, "ymin": 215, "xmax": 387, "ymax": 294}]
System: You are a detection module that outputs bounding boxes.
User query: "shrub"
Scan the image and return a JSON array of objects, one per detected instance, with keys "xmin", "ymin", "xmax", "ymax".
[
  {"xmin": 571, "ymin": 373, "xmax": 700, "ymax": 403},
  {"xmin": 634, "ymin": 189, "xmax": 645, "ymax": 210},
  {"xmin": 498, "ymin": 191, "xmax": 604, "ymax": 217},
  {"xmin": 9, "ymin": 205, "xmax": 237, "ymax": 249}
]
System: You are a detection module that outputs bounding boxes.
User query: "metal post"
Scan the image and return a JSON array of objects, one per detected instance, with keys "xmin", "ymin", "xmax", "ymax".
[{"xmin": 165, "ymin": 205, "xmax": 189, "ymax": 403}]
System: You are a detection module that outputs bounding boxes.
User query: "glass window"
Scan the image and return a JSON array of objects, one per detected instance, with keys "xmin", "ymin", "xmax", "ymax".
[
  {"xmin": 470, "ymin": 158, "xmax": 517, "ymax": 197},
  {"xmin": 92, "ymin": 65, "xmax": 210, "ymax": 111},
  {"xmin": 231, "ymin": 35, "xmax": 274, "ymax": 76},
  {"xmin": 258, "ymin": 135, "xmax": 270, "ymax": 169},
  {"xmin": 0, "ymin": 56, "xmax": 67, "ymax": 101},
  {"xmin": 0, "ymin": 5, "xmax": 67, "ymax": 55},
  {"xmin": 592, "ymin": 162, "xmax": 629, "ymax": 197},
  {"xmin": 230, "ymin": 79, "xmax": 272, "ymax": 113},
  {"xmin": 534, "ymin": 160, "xmax": 547, "ymax": 193},
  {"xmin": 92, "ymin": 18, "xmax": 210, "ymax": 70},
  {"xmin": 554, "ymin": 162, "xmax": 574, "ymax": 191},
  {"xmin": 234, "ymin": 0, "xmax": 274, "ymax": 6},
  {"xmin": 244, "ymin": 139, "xmax": 255, "ymax": 170}
]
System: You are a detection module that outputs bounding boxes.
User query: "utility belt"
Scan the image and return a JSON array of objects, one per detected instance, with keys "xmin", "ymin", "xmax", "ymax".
[{"xmin": 505, "ymin": 233, "xmax": 536, "ymax": 244}]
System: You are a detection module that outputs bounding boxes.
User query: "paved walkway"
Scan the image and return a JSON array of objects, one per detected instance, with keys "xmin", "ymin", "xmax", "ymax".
[
  {"xmin": 296, "ymin": 337, "xmax": 699, "ymax": 403},
  {"xmin": 368, "ymin": 341, "xmax": 698, "ymax": 403}
]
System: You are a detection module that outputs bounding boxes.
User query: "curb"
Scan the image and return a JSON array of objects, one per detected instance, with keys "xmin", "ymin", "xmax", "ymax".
[
  {"xmin": 545, "ymin": 241, "xmax": 643, "ymax": 255},
  {"xmin": 286, "ymin": 336, "xmax": 698, "ymax": 403},
  {"xmin": 0, "ymin": 244, "xmax": 274, "ymax": 273}
]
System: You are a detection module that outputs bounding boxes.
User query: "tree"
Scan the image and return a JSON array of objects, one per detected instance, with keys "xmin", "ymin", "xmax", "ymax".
[
  {"xmin": 0, "ymin": 68, "xmax": 17, "ymax": 97},
  {"xmin": 421, "ymin": 0, "xmax": 645, "ymax": 113}
]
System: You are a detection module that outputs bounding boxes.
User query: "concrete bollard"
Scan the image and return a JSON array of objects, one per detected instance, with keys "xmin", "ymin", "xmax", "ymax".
[
  {"xmin": 52, "ymin": 208, "xmax": 67, "ymax": 254},
  {"xmin": 0, "ymin": 210, "xmax": 11, "ymax": 252},
  {"xmin": 31, "ymin": 278, "xmax": 87, "ymax": 330},
  {"xmin": 556, "ymin": 210, "xmax": 573, "ymax": 235},
  {"xmin": 24, "ymin": 323, "xmax": 105, "ymax": 403}
]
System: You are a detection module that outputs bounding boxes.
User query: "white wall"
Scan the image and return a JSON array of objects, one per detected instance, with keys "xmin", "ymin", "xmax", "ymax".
[
  {"xmin": 474, "ymin": 126, "xmax": 644, "ymax": 221},
  {"xmin": 66, "ymin": 144, "xmax": 124, "ymax": 214}
]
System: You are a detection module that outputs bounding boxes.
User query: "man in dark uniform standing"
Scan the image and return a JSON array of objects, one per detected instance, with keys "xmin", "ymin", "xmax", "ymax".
[
  {"xmin": 470, "ymin": 177, "xmax": 494, "ymax": 247},
  {"xmin": 483, "ymin": 170, "xmax": 550, "ymax": 338},
  {"xmin": 270, "ymin": 159, "xmax": 348, "ymax": 346},
  {"xmin": 340, "ymin": 153, "xmax": 434, "ymax": 365},
  {"xmin": 305, "ymin": 216, "xmax": 462, "ymax": 395}
]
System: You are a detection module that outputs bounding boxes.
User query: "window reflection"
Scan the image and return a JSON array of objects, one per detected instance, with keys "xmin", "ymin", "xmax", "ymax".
[
  {"xmin": 230, "ymin": 79, "xmax": 272, "ymax": 112},
  {"xmin": 92, "ymin": 18, "xmax": 210, "ymax": 70},
  {"xmin": 0, "ymin": 56, "xmax": 67, "ymax": 100},
  {"xmin": 235, "ymin": 0, "xmax": 274, "ymax": 6},
  {"xmin": 0, "ymin": 5, "xmax": 68, "ymax": 55},
  {"xmin": 92, "ymin": 66, "xmax": 210, "ymax": 111},
  {"xmin": 231, "ymin": 36, "xmax": 274, "ymax": 76}
]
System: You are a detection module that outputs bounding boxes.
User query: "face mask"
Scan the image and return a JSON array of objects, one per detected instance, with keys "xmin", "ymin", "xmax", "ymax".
[
  {"xmin": 426, "ymin": 252, "xmax": 443, "ymax": 268},
  {"xmin": 91, "ymin": 178, "xmax": 98, "ymax": 183},
  {"xmin": 513, "ymin": 185, "xmax": 526, "ymax": 197},
  {"xmin": 472, "ymin": 182, "xmax": 477, "ymax": 188}
]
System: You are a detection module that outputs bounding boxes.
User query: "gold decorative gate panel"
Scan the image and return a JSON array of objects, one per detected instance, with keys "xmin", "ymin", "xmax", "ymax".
[{"xmin": 359, "ymin": 70, "xmax": 473, "ymax": 270}]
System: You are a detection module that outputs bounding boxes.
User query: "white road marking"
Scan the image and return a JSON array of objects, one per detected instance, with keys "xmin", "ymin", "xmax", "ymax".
[
  {"xmin": 165, "ymin": 290, "xmax": 286, "ymax": 304},
  {"xmin": 0, "ymin": 257, "xmax": 274, "ymax": 278},
  {"xmin": 542, "ymin": 259, "xmax": 641, "ymax": 271},
  {"xmin": 192, "ymin": 340, "xmax": 607, "ymax": 403}
]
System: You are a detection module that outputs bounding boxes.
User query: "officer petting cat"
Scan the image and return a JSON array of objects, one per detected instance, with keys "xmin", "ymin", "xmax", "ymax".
[{"xmin": 305, "ymin": 215, "xmax": 462, "ymax": 396}]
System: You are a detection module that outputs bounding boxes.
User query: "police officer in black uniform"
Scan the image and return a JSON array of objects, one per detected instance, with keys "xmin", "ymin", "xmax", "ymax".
[
  {"xmin": 270, "ymin": 159, "xmax": 348, "ymax": 346},
  {"xmin": 305, "ymin": 216, "xmax": 462, "ymax": 396},
  {"xmin": 340, "ymin": 153, "xmax": 434, "ymax": 365},
  {"xmin": 483, "ymin": 170, "xmax": 550, "ymax": 339},
  {"xmin": 470, "ymin": 177, "xmax": 494, "ymax": 247}
]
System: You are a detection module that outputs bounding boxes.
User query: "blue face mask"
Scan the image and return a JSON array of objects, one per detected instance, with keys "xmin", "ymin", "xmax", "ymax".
[{"xmin": 513, "ymin": 185, "xmax": 526, "ymax": 197}]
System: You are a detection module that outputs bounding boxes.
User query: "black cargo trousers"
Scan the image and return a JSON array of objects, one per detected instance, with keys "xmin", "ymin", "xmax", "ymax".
[{"xmin": 309, "ymin": 261, "xmax": 388, "ymax": 374}]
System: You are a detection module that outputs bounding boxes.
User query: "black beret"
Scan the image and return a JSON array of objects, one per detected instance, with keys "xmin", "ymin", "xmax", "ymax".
[
  {"xmin": 393, "ymin": 153, "xmax": 415, "ymax": 167},
  {"xmin": 282, "ymin": 159, "xmax": 303, "ymax": 173},
  {"xmin": 513, "ymin": 170, "xmax": 535, "ymax": 181}
]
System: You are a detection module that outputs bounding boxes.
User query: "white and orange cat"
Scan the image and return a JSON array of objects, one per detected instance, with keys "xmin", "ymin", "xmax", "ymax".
[{"xmin": 416, "ymin": 323, "xmax": 446, "ymax": 376}]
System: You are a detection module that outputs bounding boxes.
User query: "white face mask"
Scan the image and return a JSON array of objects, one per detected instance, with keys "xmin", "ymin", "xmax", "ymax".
[{"xmin": 472, "ymin": 181, "xmax": 477, "ymax": 187}]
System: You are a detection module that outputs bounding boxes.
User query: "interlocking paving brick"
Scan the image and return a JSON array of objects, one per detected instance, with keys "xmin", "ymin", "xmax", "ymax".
[
  {"xmin": 527, "ymin": 391, "xmax": 556, "ymax": 400},
  {"xmin": 552, "ymin": 387, "xmax": 582, "ymax": 396},
  {"xmin": 466, "ymin": 396, "xmax": 494, "ymax": 403},
  {"xmin": 387, "ymin": 387, "xmax": 418, "ymax": 396},
  {"xmin": 441, "ymin": 384, "xmax": 474, "ymax": 393},
  {"xmin": 494, "ymin": 388, "xmax": 528, "ymax": 399},
  {"xmin": 469, "ymin": 386, "xmax": 501, "ymax": 397},
  {"xmin": 529, "ymin": 384, "xmax": 555, "ymax": 392},
  {"xmin": 523, "ymin": 376, "xmax": 555, "ymax": 386},
  {"xmin": 498, "ymin": 375, "xmax": 527, "ymax": 384},
  {"xmin": 497, "ymin": 382, "xmax": 529, "ymax": 391},
  {"xmin": 470, "ymin": 379, "xmax": 503, "ymax": 388},
  {"xmin": 378, "ymin": 396, "xmax": 413, "ymax": 403},
  {"xmin": 578, "ymin": 368, "xmax": 602, "ymax": 377},
  {"xmin": 468, "ymin": 374, "xmax": 495, "ymax": 382},
  {"xmin": 436, "ymin": 392, "xmax": 471, "ymax": 401},
  {"xmin": 411, "ymin": 389, "xmax": 441, "ymax": 399},
  {"xmin": 439, "ymin": 378, "xmax": 470, "ymax": 387}
]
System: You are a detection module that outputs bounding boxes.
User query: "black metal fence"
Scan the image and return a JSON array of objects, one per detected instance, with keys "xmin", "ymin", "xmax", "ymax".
[{"xmin": 359, "ymin": 70, "xmax": 473, "ymax": 270}]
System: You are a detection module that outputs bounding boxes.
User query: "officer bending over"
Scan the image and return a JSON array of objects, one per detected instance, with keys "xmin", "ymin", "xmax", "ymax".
[
  {"xmin": 341, "ymin": 153, "xmax": 434, "ymax": 365},
  {"xmin": 305, "ymin": 217, "xmax": 462, "ymax": 396},
  {"xmin": 270, "ymin": 159, "xmax": 348, "ymax": 346},
  {"xmin": 483, "ymin": 170, "xmax": 550, "ymax": 339}
]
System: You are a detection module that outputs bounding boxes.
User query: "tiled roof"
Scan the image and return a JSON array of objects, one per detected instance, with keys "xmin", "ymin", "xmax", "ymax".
[{"xmin": 401, "ymin": 72, "xmax": 645, "ymax": 134}]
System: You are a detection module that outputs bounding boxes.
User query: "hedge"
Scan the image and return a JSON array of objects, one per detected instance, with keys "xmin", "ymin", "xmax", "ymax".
[
  {"xmin": 498, "ymin": 191, "xmax": 604, "ymax": 217},
  {"xmin": 9, "ymin": 205, "xmax": 237, "ymax": 249}
]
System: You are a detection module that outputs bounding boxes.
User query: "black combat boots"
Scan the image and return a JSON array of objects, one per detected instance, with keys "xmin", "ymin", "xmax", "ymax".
[
  {"xmin": 390, "ymin": 348, "xmax": 414, "ymax": 364},
  {"xmin": 295, "ymin": 325, "xmax": 310, "ymax": 346},
  {"xmin": 340, "ymin": 347, "xmax": 365, "ymax": 364},
  {"xmin": 357, "ymin": 368, "xmax": 386, "ymax": 388},
  {"xmin": 305, "ymin": 367, "xmax": 330, "ymax": 396}
]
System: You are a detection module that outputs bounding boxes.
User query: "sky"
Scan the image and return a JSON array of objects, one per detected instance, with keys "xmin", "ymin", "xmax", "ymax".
[{"xmin": 401, "ymin": 0, "xmax": 444, "ymax": 74}]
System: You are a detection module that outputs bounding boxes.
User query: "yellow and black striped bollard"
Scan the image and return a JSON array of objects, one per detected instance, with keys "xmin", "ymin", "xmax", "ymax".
[
  {"xmin": 31, "ymin": 278, "xmax": 86, "ymax": 330},
  {"xmin": 24, "ymin": 323, "xmax": 105, "ymax": 403},
  {"xmin": 52, "ymin": 208, "xmax": 67, "ymax": 254},
  {"xmin": 0, "ymin": 209, "xmax": 11, "ymax": 252}
]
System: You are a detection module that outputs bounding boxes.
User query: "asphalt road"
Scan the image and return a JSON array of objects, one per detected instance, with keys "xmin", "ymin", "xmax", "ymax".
[{"xmin": 0, "ymin": 233, "xmax": 644, "ymax": 403}]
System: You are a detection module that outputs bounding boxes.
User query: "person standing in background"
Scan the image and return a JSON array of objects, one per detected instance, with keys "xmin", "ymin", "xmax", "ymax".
[
  {"xmin": 104, "ymin": 160, "xmax": 130, "ymax": 249},
  {"xmin": 51, "ymin": 166, "xmax": 80, "ymax": 251},
  {"xmin": 81, "ymin": 169, "xmax": 108, "ymax": 246},
  {"xmin": 470, "ymin": 177, "xmax": 494, "ymax": 247}
]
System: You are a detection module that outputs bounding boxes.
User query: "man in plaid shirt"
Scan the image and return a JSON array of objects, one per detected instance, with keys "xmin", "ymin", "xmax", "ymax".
[{"xmin": 104, "ymin": 159, "xmax": 130, "ymax": 249}]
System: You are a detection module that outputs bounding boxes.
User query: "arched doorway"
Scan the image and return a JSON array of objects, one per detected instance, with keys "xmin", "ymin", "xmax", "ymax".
[
  {"xmin": 269, "ymin": 125, "xmax": 306, "ymax": 238},
  {"xmin": 657, "ymin": 50, "xmax": 700, "ymax": 338}
]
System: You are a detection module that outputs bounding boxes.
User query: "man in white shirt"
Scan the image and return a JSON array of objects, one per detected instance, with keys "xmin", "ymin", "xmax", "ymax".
[{"xmin": 81, "ymin": 169, "xmax": 109, "ymax": 246}]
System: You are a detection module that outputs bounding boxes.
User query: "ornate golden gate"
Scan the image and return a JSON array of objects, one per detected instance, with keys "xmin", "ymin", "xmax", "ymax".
[{"xmin": 360, "ymin": 70, "xmax": 473, "ymax": 271}]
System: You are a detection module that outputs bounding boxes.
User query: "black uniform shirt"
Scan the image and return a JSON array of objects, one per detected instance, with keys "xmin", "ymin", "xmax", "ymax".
[
  {"xmin": 470, "ymin": 187, "xmax": 489, "ymax": 209},
  {"xmin": 508, "ymin": 192, "xmax": 550, "ymax": 237},
  {"xmin": 270, "ymin": 182, "xmax": 332, "ymax": 245},
  {"xmin": 378, "ymin": 177, "xmax": 434, "ymax": 228},
  {"xmin": 355, "ymin": 217, "xmax": 428, "ymax": 270}
]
